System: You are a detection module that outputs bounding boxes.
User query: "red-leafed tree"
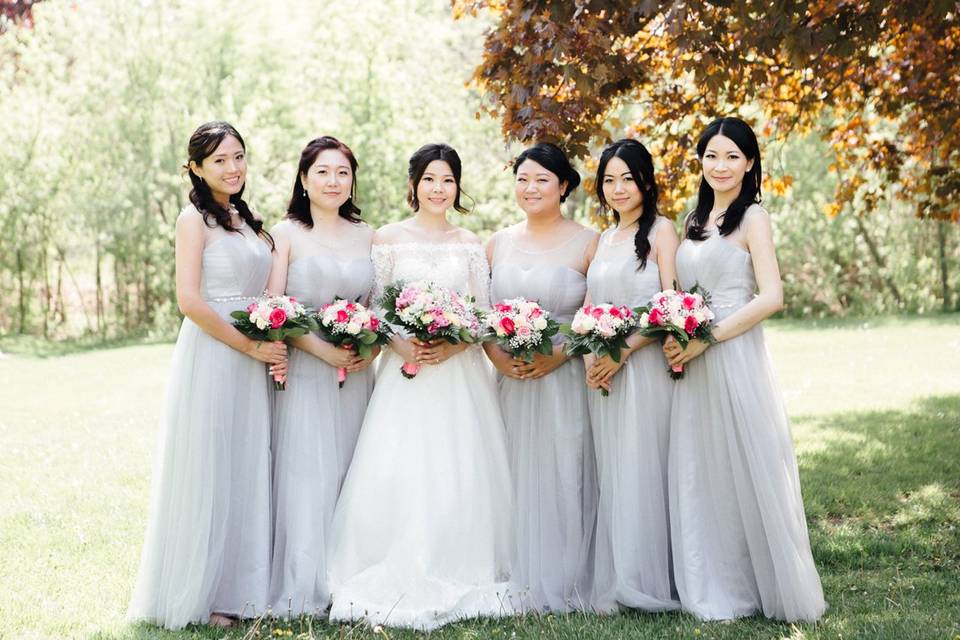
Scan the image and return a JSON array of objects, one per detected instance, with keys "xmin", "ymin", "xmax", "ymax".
[
  {"xmin": 0, "ymin": 0, "xmax": 42, "ymax": 33},
  {"xmin": 455, "ymin": 0, "xmax": 959, "ymax": 225}
]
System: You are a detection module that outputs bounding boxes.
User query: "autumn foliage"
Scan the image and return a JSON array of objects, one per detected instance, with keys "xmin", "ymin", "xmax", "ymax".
[{"xmin": 454, "ymin": 1, "xmax": 960, "ymax": 222}]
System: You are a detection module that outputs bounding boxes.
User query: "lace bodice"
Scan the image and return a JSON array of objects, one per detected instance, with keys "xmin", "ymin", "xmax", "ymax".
[{"xmin": 371, "ymin": 242, "xmax": 491, "ymax": 306}]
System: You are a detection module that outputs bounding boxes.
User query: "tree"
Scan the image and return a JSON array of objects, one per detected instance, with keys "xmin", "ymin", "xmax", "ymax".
[{"xmin": 455, "ymin": 0, "xmax": 959, "ymax": 309}]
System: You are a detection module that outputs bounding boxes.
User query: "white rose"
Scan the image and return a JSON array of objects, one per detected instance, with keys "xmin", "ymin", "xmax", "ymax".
[{"xmin": 533, "ymin": 317, "xmax": 547, "ymax": 331}]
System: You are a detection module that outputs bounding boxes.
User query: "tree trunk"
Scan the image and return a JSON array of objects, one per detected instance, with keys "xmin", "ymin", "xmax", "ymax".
[
  {"xmin": 853, "ymin": 214, "xmax": 903, "ymax": 307},
  {"xmin": 16, "ymin": 247, "xmax": 26, "ymax": 334},
  {"xmin": 96, "ymin": 241, "xmax": 104, "ymax": 336},
  {"xmin": 938, "ymin": 220, "xmax": 952, "ymax": 312}
]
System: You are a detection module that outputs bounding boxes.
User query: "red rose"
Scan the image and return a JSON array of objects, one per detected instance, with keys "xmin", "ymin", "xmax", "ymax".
[
  {"xmin": 500, "ymin": 317, "xmax": 516, "ymax": 334},
  {"xmin": 684, "ymin": 315, "xmax": 699, "ymax": 335},
  {"xmin": 610, "ymin": 306, "xmax": 622, "ymax": 318},
  {"xmin": 269, "ymin": 308, "xmax": 288, "ymax": 329}
]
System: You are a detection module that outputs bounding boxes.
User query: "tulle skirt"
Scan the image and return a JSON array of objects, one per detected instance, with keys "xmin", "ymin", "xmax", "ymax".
[
  {"xmin": 269, "ymin": 346, "xmax": 373, "ymax": 616},
  {"xmin": 327, "ymin": 347, "xmax": 514, "ymax": 631},
  {"xmin": 588, "ymin": 345, "xmax": 680, "ymax": 613},
  {"xmin": 498, "ymin": 357, "xmax": 597, "ymax": 613},
  {"xmin": 128, "ymin": 311, "xmax": 272, "ymax": 629},
  {"xmin": 669, "ymin": 324, "xmax": 826, "ymax": 622}
]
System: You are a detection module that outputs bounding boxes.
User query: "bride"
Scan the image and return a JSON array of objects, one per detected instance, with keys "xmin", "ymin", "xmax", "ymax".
[{"xmin": 326, "ymin": 143, "xmax": 514, "ymax": 631}]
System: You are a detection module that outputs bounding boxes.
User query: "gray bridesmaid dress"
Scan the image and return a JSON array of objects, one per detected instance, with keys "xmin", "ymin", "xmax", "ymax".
[
  {"xmin": 669, "ymin": 206, "xmax": 826, "ymax": 622},
  {"xmin": 269, "ymin": 227, "xmax": 375, "ymax": 616},
  {"xmin": 128, "ymin": 208, "xmax": 273, "ymax": 629},
  {"xmin": 489, "ymin": 224, "xmax": 599, "ymax": 613},
  {"xmin": 585, "ymin": 220, "xmax": 680, "ymax": 613}
]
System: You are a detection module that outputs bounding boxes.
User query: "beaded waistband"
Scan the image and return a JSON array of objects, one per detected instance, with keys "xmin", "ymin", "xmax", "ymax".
[{"xmin": 206, "ymin": 295, "xmax": 257, "ymax": 303}]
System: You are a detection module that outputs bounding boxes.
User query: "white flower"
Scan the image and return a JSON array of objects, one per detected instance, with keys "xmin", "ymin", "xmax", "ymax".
[{"xmin": 533, "ymin": 316, "xmax": 547, "ymax": 331}]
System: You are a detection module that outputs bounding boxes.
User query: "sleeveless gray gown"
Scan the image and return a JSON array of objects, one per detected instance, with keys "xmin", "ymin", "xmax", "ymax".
[
  {"xmin": 128, "ymin": 210, "xmax": 273, "ymax": 629},
  {"xmin": 489, "ymin": 224, "xmax": 599, "ymax": 613},
  {"xmin": 669, "ymin": 214, "xmax": 826, "ymax": 622},
  {"xmin": 586, "ymin": 221, "xmax": 680, "ymax": 613},
  {"xmin": 269, "ymin": 239, "xmax": 374, "ymax": 616}
]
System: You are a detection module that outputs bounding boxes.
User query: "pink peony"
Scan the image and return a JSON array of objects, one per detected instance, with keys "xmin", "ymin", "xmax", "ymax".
[{"xmin": 269, "ymin": 307, "xmax": 288, "ymax": 329}]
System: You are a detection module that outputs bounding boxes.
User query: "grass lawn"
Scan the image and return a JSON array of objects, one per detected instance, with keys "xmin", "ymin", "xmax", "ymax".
[{"xmin": 1, "ymin": 315, "xmax": 958, "ymax": 639}]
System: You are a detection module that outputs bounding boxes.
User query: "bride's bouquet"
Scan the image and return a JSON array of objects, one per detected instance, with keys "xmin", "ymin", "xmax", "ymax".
[
  {"xmin": 315, "ymin": 299, "xmax": 392, "ymax": 388},
  {"xmin": 562, "ymin": 303, "xmax": 637, "ymax": 396},
  {"xmin": 378, "ymin": 280, "xmax": 482, "ymax": 379},
  {"xmin": 231, "ymin": 294, "xmax": 318, "ymax": 390},
  {"xmin": 482, "ymin": 297, "xmax": 560, "ymax": 363},
  {"xmin": 635, "ymin": 284, "xmax": 716, "ymax": 379}
]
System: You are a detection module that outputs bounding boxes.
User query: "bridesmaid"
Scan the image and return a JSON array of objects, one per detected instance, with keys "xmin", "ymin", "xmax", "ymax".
[
  {"xmin": 485, "ymin": 142, "xmax": 599, "ymax": 613},
  {"xmin": 265, "ymin": 136, "xmax": 376, "ymax": 616},
  {"xmin": 128, "ymin": 122, "xmax": 286, "ymax": 629},
  {"xmin": 584, "ymin": 139, "xmax": 680, "ymax": 613},
  {"xmin": 663, "ymin": 117, "xmax": 826, "ymax": 622}
]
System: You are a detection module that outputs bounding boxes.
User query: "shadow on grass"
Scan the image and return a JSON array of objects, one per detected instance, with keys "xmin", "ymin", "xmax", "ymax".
[{"xmin": 797, "ymin": 394, "xmax": 960, "ymax": 571}]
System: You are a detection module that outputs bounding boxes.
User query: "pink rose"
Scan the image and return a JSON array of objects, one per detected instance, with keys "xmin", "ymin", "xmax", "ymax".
[
  {"xmin": 516, "ymin": 325, "xmax": 532, "ymax": 338},
  {"xmin": 269, "ymin": 307, "xmax": 288, "ymax": 329},
  {"xmin": 336, "ymin": 309, "xmax": 349, "ymax": 323},
  {"xmin": 500, "ymin": 317, "xmax": 516, "ymax": 334},
  {"xmin": 246, "ymin": 302, "xmax": 257, "ymax": 313},
  {"xmin": 369, "ymin": 316, "xmax": 379, "ymax": 331},
  {"xmin": 591, "ymin": 306, "xmax": 604, "ymax": 319},
  {"xmin": 684, "ymin": 315, "xmax": 699, "ymax": 335},
  {"xmin": 648, "ymin": 307, "xmax": 664, "ymax": 325},
  {"xmin": 683, "ymin": 294, "xmax": 697, "ymax": 310},
  {"xmin": 609, "ymin": 306, "xmax": 622, "ymax": 318}
]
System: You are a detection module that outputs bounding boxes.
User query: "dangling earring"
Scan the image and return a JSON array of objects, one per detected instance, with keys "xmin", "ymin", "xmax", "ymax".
[{"xmin": 302, "ymin": 188, "xmax": 307, "ymax": 197}]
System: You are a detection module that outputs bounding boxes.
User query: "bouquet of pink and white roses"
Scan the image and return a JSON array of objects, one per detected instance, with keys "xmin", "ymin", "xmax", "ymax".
[
  {"xmin": 562, "ymin": 303, "xmax": 637, "ymax": 396},
  {"xmin": 315, "ymin": 298, "xmax": 392, "ymax": 388},
  {"xmin": 634, "ymin": 284, "xmax": 716, "ymax": 379},
  {"xmin": 378, "ymin": 280, "xmax": 482, "ymax": 379},
  {"xmin": 231, "ymin": 294, "xmax": 318, "ymax": 390},
  {"xmin": 483, "ymin": 297, "xmax": 561, "ymax": 362}
]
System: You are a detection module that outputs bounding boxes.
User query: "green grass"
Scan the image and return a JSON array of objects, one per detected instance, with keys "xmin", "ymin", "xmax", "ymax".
[{"xmin": 1, "ymin": 315, "xmax": 959, "ymax": 639}]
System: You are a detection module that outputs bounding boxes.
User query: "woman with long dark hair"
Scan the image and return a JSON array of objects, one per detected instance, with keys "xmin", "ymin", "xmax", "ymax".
[
  {"xmin": 485, "ymin": 142, "xmax": 598, "ymax": 613},
  {"xmin": 585, "ymin": 138, "xmax": 680, "ymax": 613},
  {"xmin": 128, "ymin": 122, "xmax": 286, "ymax": 629},
  {"xmin": 264, "ymin": 136, "xmax": 376, "ymax": 616},
  {"xmin": 663, "ymin": 117, "xmax": 826, "ymax": 621},
  {"xmin": 327, "ymin": 144, "xmax": 513, "ymax": 631}
]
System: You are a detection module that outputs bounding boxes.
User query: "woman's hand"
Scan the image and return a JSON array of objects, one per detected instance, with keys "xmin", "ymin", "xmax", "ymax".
[
  {"xmin": 413, "ymin": 338, "xmax": 467, "ymax": 365},
  {"xmin": 587, "ymin": 351, "xmax": 627, "ymax": 389},
  {"xmin": 512, "ymin": 344, "xmax": 567, "ymax": 380},
  {"xmin": 345, "ymin": 345, "xmax": 381, "ymax": 373},
  {"xmin": 484, "ymin": 343, "xmax": 524, "ymax": 379},
  {"xmin": 391, "ymin": 337, "xmax": 419, "ymax": 366},
  {"xmin": 318, "ymin": 341, "xmax": 364, "ymax": 369},
  {"xmin": 665, "ymin": 337, "xmax": 710, "ymax": 367},
  {"xmin": 245, "ymin": 339, "xmax": 287, "ymax": 364}
]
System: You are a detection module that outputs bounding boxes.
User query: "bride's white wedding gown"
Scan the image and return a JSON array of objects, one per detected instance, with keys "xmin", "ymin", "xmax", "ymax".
[{"xmin": 326, "ymin": 241, "xmax": 514, "ymax": 631}]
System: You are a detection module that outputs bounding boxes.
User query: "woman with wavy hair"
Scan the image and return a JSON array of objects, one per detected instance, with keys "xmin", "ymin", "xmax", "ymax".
[
  {"xmin": 128, "ymin": 121, "xmax": 285, "ymax": 629},
  {"xmin": 585, "ymin": 138, "xmax": 680, "ymax": 614}
]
